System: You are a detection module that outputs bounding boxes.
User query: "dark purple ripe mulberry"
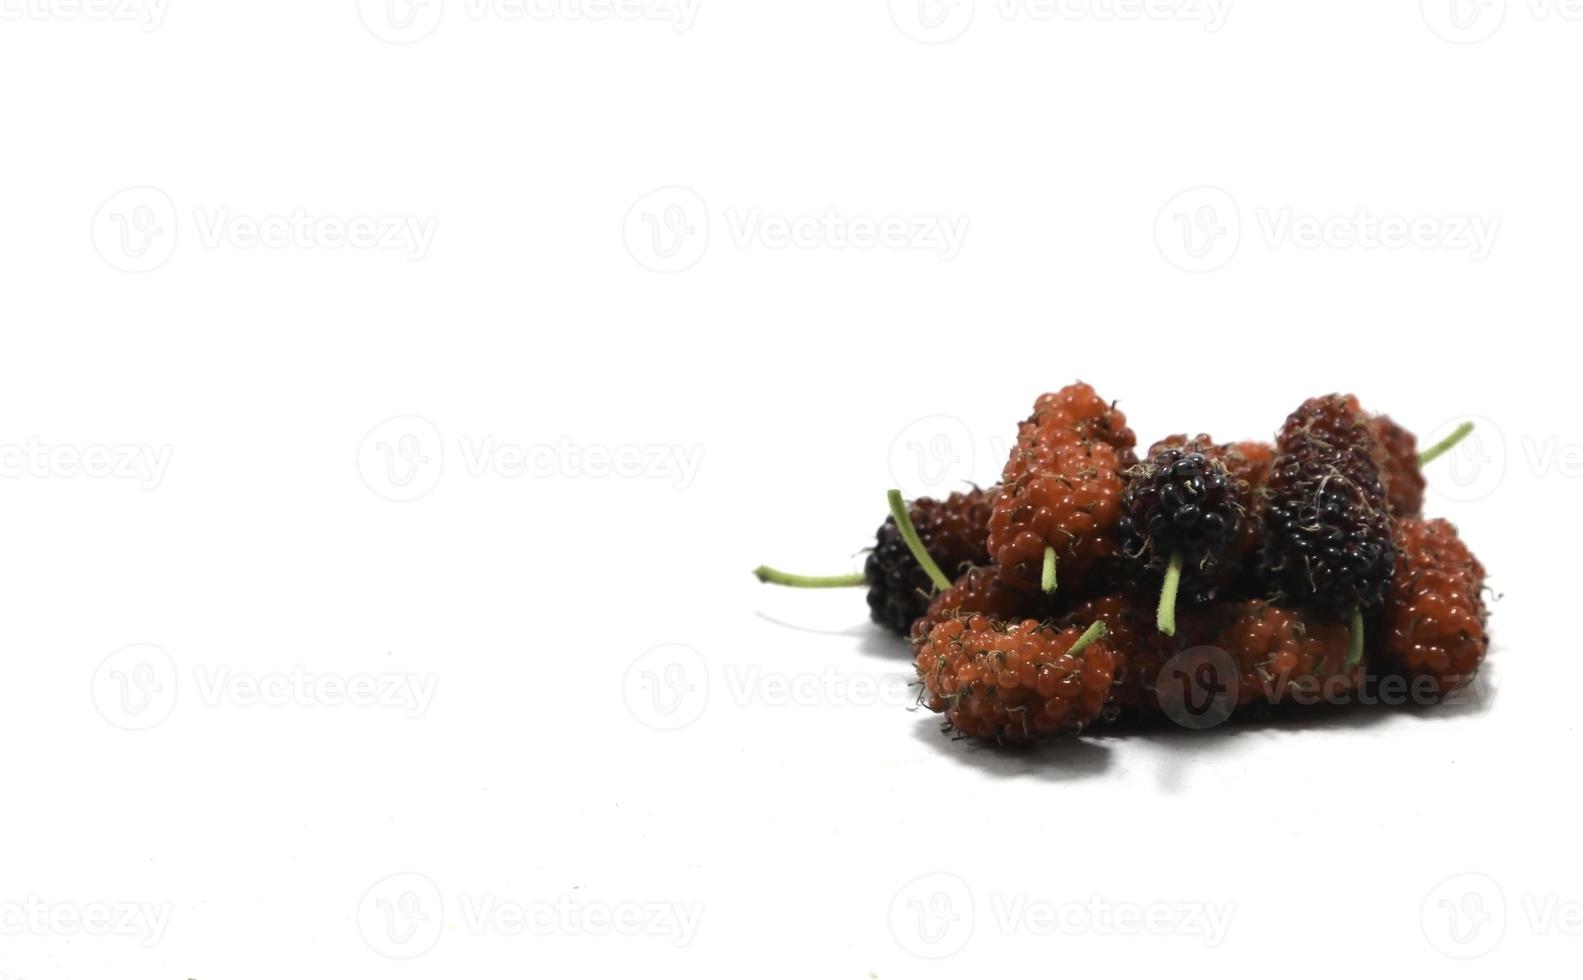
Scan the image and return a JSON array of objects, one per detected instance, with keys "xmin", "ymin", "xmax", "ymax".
[
  {"xmin": 1262, "ymin": 398, "xmax": 1396, "ymax": 620},
  {"xmin": 864, "ymin": 488, "xmax": 995, "ymax": 635},
  {"xmin": 1120, "ymin": 445, "xmax": 1245, "ymax": 589},
  {"xmin": 1120, "ymin": 442, "xmax": 1250, "ymax": 634}
]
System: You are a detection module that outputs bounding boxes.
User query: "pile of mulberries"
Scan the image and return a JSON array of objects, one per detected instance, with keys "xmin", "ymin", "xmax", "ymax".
[{"xmin": 756, "ymin": 383, "xmax": 1489, "ymax": 744}]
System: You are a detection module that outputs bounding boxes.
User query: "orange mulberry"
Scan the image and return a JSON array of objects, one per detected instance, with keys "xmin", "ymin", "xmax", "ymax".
[
  {"xmin": 1381, "ymin": 517, "xmax": 1489, "ymax": 695},
  {"xmin": 992, "ymin": 388, "xmax": 1129, "ymax": 596},
  {"xmin": 916, "ymin": 613, "xmax": 1115, "ymax": 741}
]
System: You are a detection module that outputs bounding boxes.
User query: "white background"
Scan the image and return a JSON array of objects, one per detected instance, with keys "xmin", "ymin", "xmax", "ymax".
[{"xmin": 0, "ymin": 1, "xmax": 1575, "ymax": 977}]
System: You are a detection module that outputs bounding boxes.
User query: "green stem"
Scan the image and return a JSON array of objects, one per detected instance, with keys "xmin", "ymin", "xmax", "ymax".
[
  {"xmin": 1041, "ymin": 545, "xmax": 1058, "ymax": 594},
  {"xmin": 1156, "ymin": 550, "xmax": 1183, "ymax": 637},
  {"xmin": 753, "ymin": 566, "xmax": 866, "ymax": 588},
  {"xmin": 886, "ymin": 489, "xmax": 952, "ymax": 592},
  {"xmin": 1067, "ymin": 619, "xmax": 1108, "ymax": 657},
  {"xmin": 1346, "ymin": 609, "xmax": 1365, "ymax": 669},
  {"xmin": 1418, "ymin": 422, "xmax": 1474, "ymax": 466}
]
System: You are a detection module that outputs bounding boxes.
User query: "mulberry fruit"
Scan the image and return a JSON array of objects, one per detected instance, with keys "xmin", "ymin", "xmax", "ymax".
[
  {"xmin": 1370, "ymin": 414, "xmax": 1426, "ymax": 518},
  {"xmin": 1381, "ymin": 517, "xmax": 1489, "ymax": 695},
  {"xmin": 1014, "ymin": 381, "xmax": 1137, "ymax": 460},
  {"xmin": 993, "ymin": 386, "xmax": 1130, "ymax": 596},
  {"xmin": 991, "ymin": 438, "xmax": 1128, "ymax": 594},
  {"xmin": 915, "ymin": 614, "xmax": 1115, "ymax": 741},
  {"xmin": 1202, "ymin": 601, "xmax": 1358, "ymax": 710},
  {"xmin": 911, "ymin": 565, "xmax": 1041, "ymax": 646},
  {"xmin": 1090, "ymin": 600, "xmax": 1356, "ymax": 723},
  {"xmin": 1278, "ymin": 393, "xmax": 1469, "ymax": 519},
  {"xmin": 1262, "ymin": 397, "xmax": 1397, "ymax": 660},
  {"xmin": 1119, "ymin": 439, "xmax": 1251, "ymax": 635},
  {"xmin": 755, "ymin": 486, "xmax": 995, "ymax": 637},
  {"xmin": 1058, "ymin": 593, "xmax": 1163, "ymax": 718}
]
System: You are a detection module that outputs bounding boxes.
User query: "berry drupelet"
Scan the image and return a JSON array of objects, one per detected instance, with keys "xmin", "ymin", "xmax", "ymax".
[
  {"xmin": 1381, "ymin": 517, "xmax": 1489, "ymax": 695},
  {"xmin": 915, "ymin": 613, "xmax": 1115, "ymax": 742}
]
